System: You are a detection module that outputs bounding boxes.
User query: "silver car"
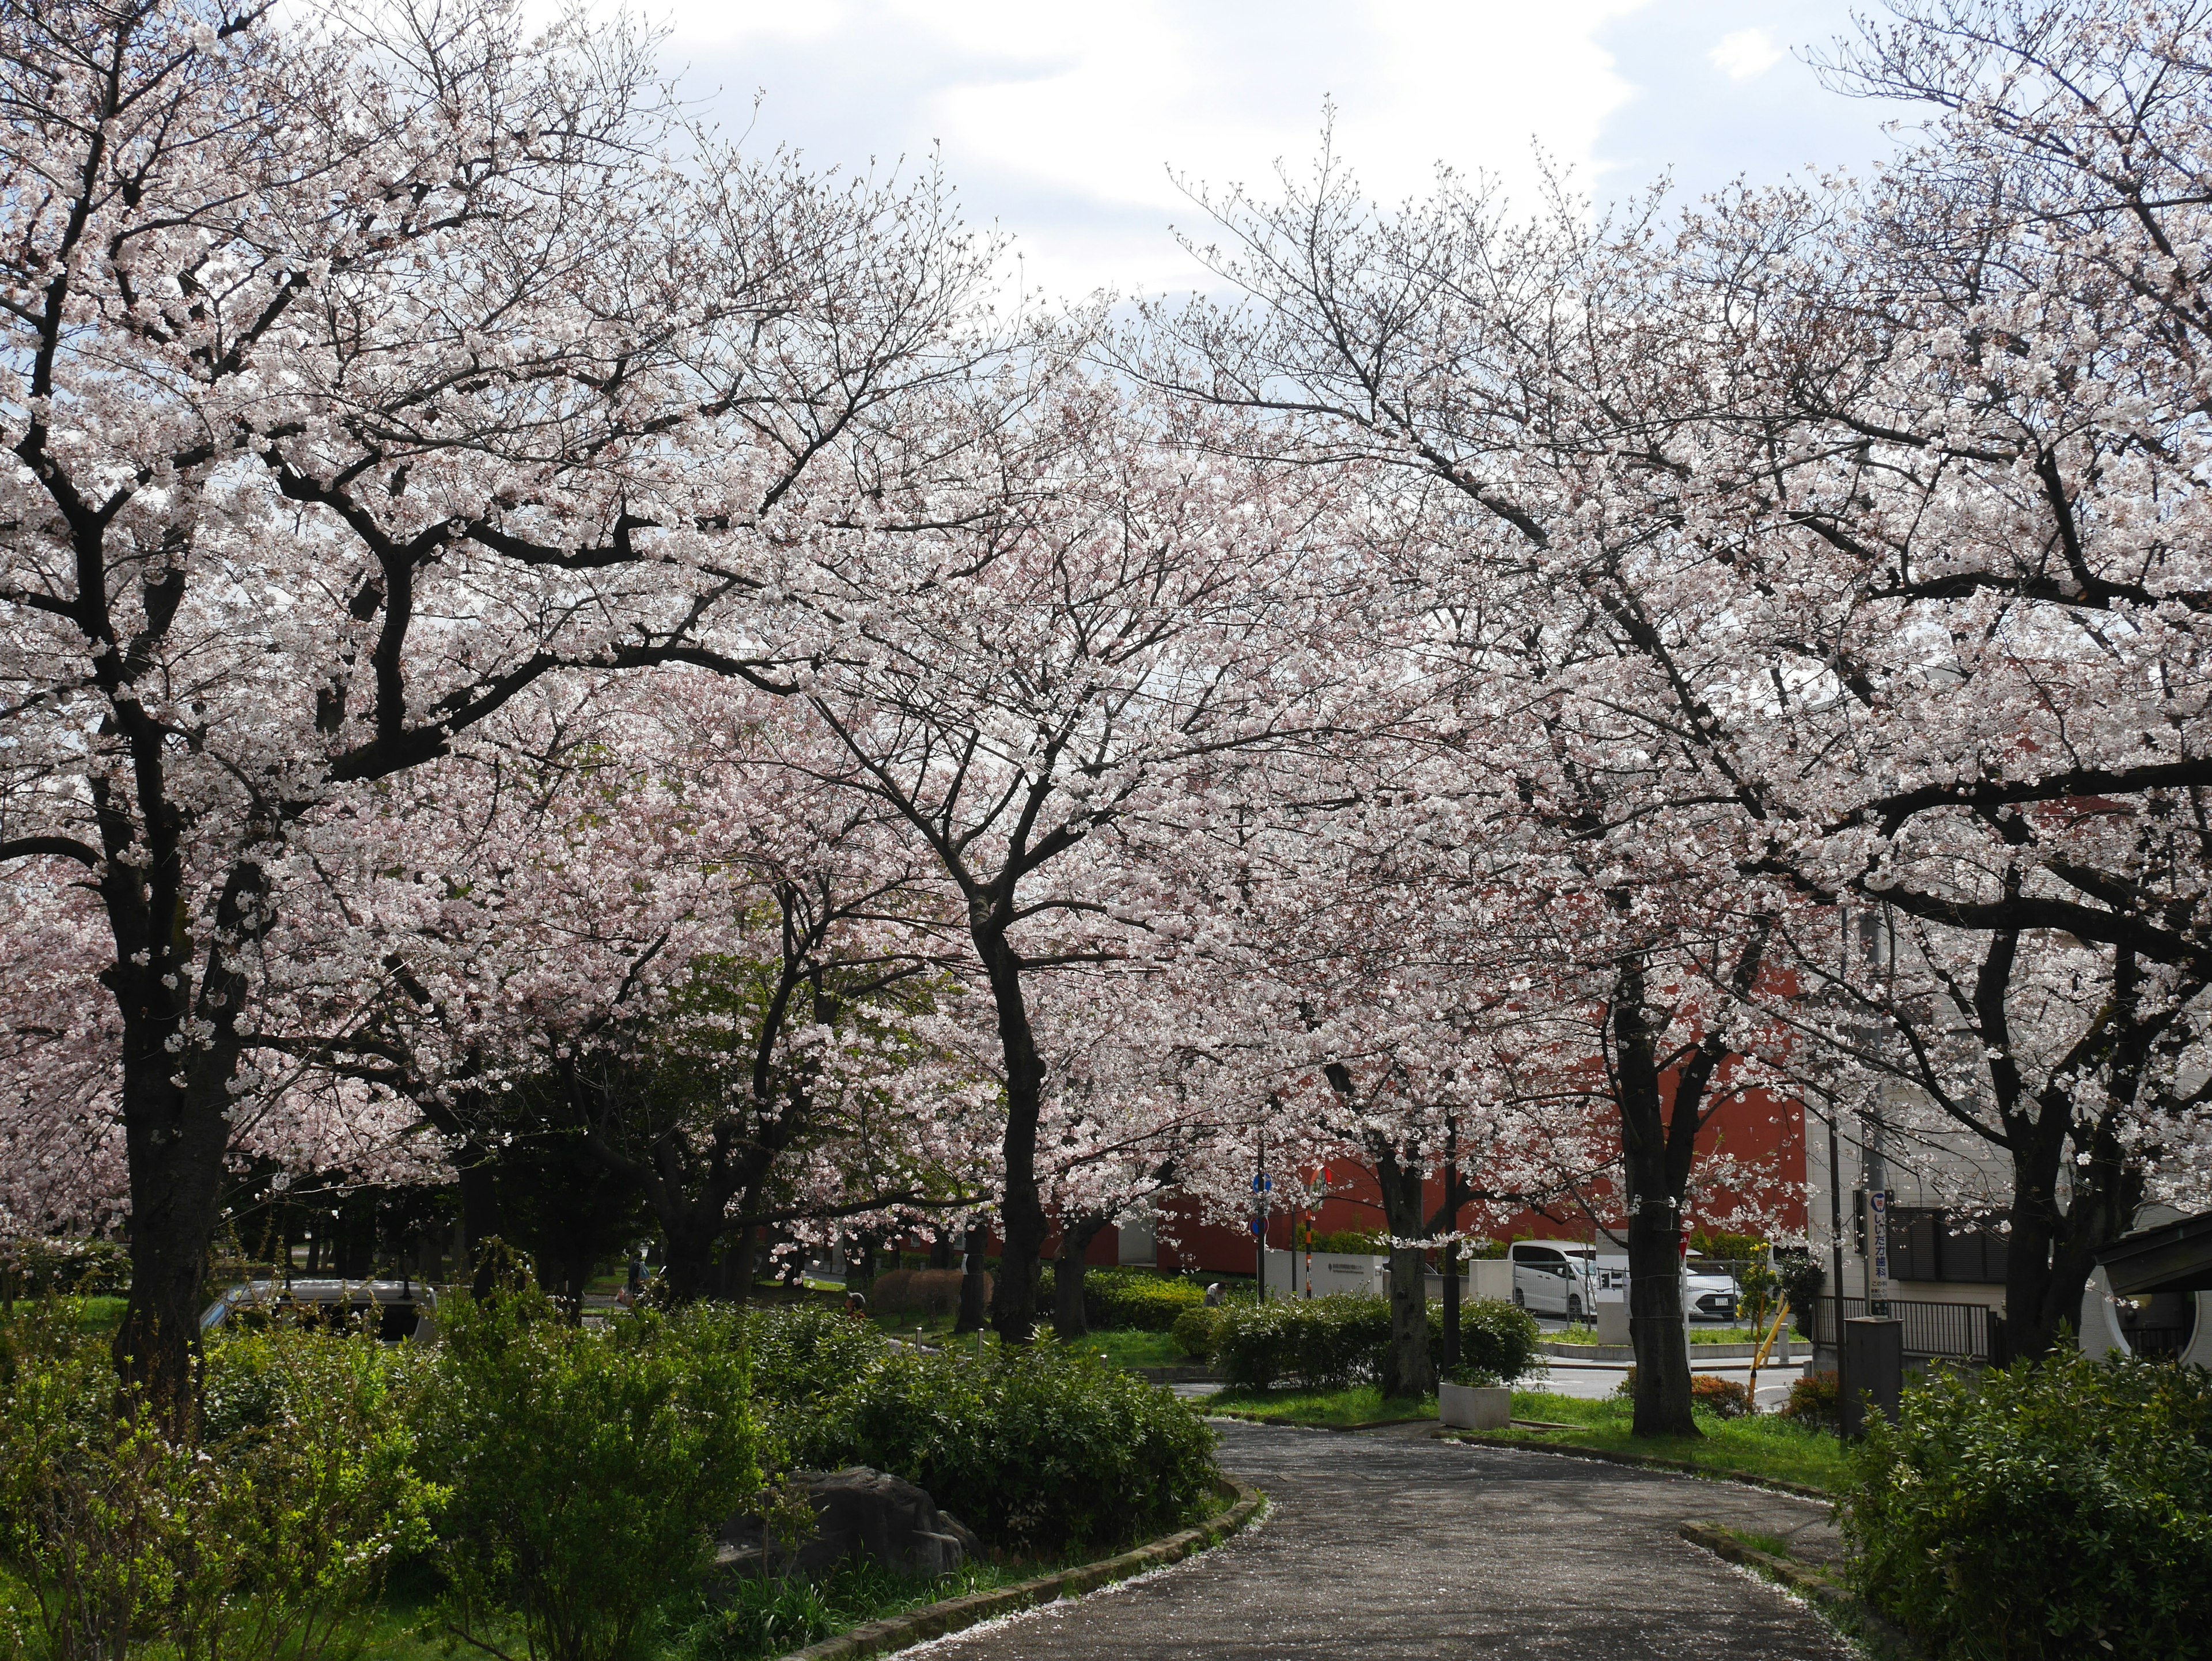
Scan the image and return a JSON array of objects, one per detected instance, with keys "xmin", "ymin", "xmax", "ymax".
[{"xmin": 199, "ymin": 1277, "xmax": 437, "ymax": 1341}]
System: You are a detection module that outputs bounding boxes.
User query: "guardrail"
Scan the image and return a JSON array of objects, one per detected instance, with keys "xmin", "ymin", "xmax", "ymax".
[{"xmin": 1810, "ymin": 1294, "xmax": 1997, "ymax": 1360}]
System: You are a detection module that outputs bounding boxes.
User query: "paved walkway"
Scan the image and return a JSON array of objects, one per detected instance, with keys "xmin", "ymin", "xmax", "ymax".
[{"xmin": 914, "ymin": 1420, "xmax": 1849, "ymax": 1660}]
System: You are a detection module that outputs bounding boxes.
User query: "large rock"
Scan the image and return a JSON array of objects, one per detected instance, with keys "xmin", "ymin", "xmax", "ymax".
[{"xmin": 715, "ymin": 1467, "xmax": 982, "ymax": 1581}]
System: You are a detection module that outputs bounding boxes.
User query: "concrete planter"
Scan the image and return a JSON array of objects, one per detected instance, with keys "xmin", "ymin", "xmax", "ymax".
[{"xmin": 1437, "ymin": 1382, "xmax": 1510, "ymax": 1431}]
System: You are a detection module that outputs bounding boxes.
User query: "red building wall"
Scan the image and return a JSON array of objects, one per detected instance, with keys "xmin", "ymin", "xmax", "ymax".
[{"xmin": 1123, "ymin": 1083, "xmax": 1809, "ymax": 1276}]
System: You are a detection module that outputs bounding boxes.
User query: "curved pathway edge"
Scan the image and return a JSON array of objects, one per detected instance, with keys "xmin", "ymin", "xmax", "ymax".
[{"xmin": 774, "ymin": 1478, "xmax": 1266, "ymax": 1661}]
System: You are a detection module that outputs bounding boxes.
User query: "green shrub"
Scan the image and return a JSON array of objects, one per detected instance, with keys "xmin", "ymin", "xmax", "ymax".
[
  {"xmin": 1035, "ymin": 1267, "xmax": 1207, "ymax": 1332},
  {"xmin": 1774, "ymin": 1250, "xmax": 1824, "ymax": 1339},
  {"xmin": 423, "ymin": 1288, "xmax": 762, "ymax": 1661},
  {"xmin": 1302, "ymin": 1229, "xmax": 1387, "ymax": 1255},
  {"xmin": 1426, "ymin": 1300, "xmax": 1543, "ymax": 1383},
  {"xmin": 1213, "ymin": 1295, "xmax": 1390, "ymax": 1390},
  {"xmin": 1840, "ymin": 1350, "xmax": 2212, "ymax": 1660},
  {"xmin": 1213, "ymin": 1295, "xmax": 1540, "ymax": 1391},
  {"xmin": 747, "ymin": 1308, "xmax": 1217, "ymax": 1554},
  {"xmin": 1171, "ymin": 1304, "xmax": 1220, "ymax": 1360},
  {"xmin": 0, "ymin": 1305, "xmax": 438, "ymax": 1661},
  {"xmin": 1779, "ymin": 1369, "xmax": 1839, "ymax": 1429}
]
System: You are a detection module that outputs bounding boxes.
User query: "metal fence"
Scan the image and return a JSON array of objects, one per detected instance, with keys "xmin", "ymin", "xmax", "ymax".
[{"xmin": 1810, "ymin": 1295, "xmax": 1997, "ymax": 1360}]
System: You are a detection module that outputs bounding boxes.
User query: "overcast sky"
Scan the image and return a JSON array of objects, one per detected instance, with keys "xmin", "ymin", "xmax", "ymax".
[{"xmin": 626, "ymin": 0, "xmax": 1907, "ymax": 301}]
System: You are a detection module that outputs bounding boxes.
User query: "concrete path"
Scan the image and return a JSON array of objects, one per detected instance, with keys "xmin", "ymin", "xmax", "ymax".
[{"xmin": 912, "ymin": 1419, "xmax": 1850, "ymax": 1660}]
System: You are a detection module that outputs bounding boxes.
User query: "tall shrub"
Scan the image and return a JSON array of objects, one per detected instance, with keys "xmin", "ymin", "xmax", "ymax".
[
  {"xmin": 424, "ymin": 1290, "xmax": 760, "ymax": 1661},
  {"xmin": 0, "ymin": 1306, "xmax": 438, "ymax": 1661},
  {"xmin": 1840, "ymin": 1350, "xmax": 2212, "ymax": 1660},
  {"xmin": 1426, "ymin": 1300, "xmax": 1542, "ymax": 1383},
  {"xmin": 747, "ymin": 1308, "xmax": 1217, "ymax": 1554}
]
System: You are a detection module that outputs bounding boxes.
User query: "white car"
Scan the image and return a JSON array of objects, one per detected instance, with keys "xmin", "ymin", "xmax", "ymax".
[
  {"xmin": 1509, "ymin": 1240, "xmax": 1610, "ymax": 1321},
  {"xmin": 1509, "ymin": 1242, "xmax": 1739, "ymax": 1322}
]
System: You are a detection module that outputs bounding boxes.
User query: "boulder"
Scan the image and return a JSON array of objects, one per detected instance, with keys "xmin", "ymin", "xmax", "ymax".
[{"xmin": 715, "ymin": 1467, "xmax": 982, "ymax": 1582}]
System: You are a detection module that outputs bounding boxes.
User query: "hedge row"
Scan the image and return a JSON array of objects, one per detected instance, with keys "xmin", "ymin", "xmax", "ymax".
[
  {"xmin": 1195, "ymin": 1293, "xmax": 1542, "ymax": 1390},
  {"xmin": 1033, "ymin": 1266, "xmax": 1213, "ymax": 1331}
]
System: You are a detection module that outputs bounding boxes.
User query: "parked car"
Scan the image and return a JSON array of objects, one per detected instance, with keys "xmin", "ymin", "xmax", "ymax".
[
  {"xmin": 1509, "ymin": 1242, "xmax": 1740, "ymax": 1322},
  {"xmin": 1509, "ymin": 1241, "xmax": 1616, "ymax": 1321},
  {"xmin": 199, "ymin": 1278, "xmax": 437, "ymax": 1341},
  {"xmin": 1684, "ymin": 1264, "xmax": 1741, "ymax": 1322}
]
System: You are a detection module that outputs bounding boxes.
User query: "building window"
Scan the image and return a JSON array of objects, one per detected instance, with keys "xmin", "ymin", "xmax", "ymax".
[{"xmin": 1887, "ymin": 1206, "xmax": 2009, "ymax": 1284}]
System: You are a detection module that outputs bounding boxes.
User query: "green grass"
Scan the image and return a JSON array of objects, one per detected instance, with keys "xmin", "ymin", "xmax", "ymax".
[
  {"xmin": 0, "ymin": 1294, "xmax": 128, "ymax": 1335},
  {"xmin": 1206, "ymin": 1384, "xmax": 1437, "ymax": 1426},
  {"xmin": 863, "ymin": 1312, "xmax": 1192, "ymax": 1374},
  {"xmin": 1062, "ymin": 1328, "xmax": 1189, "ymax": 1369},
  {"xmin": 1451, "ymin": 1390, "xmax": 1847, "ymax": 1492},
  {"xmin": 1546, "ymin": 1322, "xmax": 1779, "ymax": 1346}
]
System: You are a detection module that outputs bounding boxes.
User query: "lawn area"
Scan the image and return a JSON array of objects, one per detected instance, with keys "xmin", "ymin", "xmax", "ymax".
[
  {"xmin": 1, "ymin": 1293, "xmax": 128, "ymax": 1335},
  {"xmin": 1206, "ymin": 1384, "xmax": 1437, "ymax": 1426},
  {"xmin": 1463, "ymin": 1390, "xmax": 1848, "ymax": 1493},
  {"xmin": 1062, "ymin": 1328, "xmax": 1188, "ymax": 1369},
  {"xmin": 863, "ymin": 1312, "xmax": 1190, "ymax": 1373}
]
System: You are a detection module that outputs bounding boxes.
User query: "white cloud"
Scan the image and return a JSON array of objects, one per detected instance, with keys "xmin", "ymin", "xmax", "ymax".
[
  {"xmin": 1709, "ymin": 27, "xmax": 1785, "ymax": 80},
  {"xmin": 624, "ymin": 1, "xmax": 1649, "ymax": 300}
]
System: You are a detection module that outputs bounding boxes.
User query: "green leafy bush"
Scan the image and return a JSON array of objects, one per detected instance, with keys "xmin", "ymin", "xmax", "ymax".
[
  {"xmin": 1774, "ymin": 1250, "xmax": 1824, "ymax": 1340},
  {"xmin": 748, "ymin": 1307, "xmax": 1217, "ymax": 1554},
  {"xmin": 423, "ymin": 1288, "xmax": 762, "ymax": 1661},
  {"xmin": 1427, "ymin": 1299, "xmax": 1543, "ymax": 1383},
  {"xmin": 1779, "ymin": 1369, "xmax": 1839, "ymax": 1429},
  {"xmin": 1171, "ymin": 1304, "xmax": 1220, "ymax": 1360},
  {"xmin": 1035, "ymin": 1267, "xmax": 1207, "ymax": 1332},
  {"xmin": 1213, "ymin": 1295, "xmax": 1540, "ymax": 1391},
  {"xmin": 1213, "ymin": 1295, "xmax": 1390, "ymax": 1390},
  {"xmin": 0, "ymin": 1305, "xmax": 439, "ymax": 1661},
  {"xmin": 1302, "ymin": 1229, "xmax": 1387, "ymax": 1255},
  {"xmin": 1840, "ymin": 1350, "xmax": 2212, "ymax": 1660}
]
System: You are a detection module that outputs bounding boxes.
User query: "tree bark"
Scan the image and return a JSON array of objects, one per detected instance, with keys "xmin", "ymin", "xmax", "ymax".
[
  {"xmin": 974, "ymin": 932, "xmax": 1048, "ymax": 1342},
  {"xmin": 722, "ymin": 1225, "xmax": 759, "ymax": 1304},
  {"xmin": 1372, "ymin": 1140, "xmax": 1435, "ymax": 1399},
  {"xmin": 112, "ymin": 1050, "xmax": 232, "ymax": 1433},
  {"xmin": 1053, "ymin": 1217, "xmax": 1111, "ymax": 1340},
  {"xmin": 955, "ymin": 1226, "xmax": 990, "ymax": 1334},
  {"xmin": 1614, "ymin": 957, "xmax": 1700, "ymax": 1439}
]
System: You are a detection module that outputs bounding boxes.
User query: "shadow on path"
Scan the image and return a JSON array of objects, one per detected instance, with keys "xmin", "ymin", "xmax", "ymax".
[{"xmin": 912, "ymin": 1418, "xmax": 1850, "ymax": 1660}]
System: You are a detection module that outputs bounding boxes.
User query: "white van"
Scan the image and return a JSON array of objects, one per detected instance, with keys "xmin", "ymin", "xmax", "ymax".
[{"xmin": 1509, "ymin": 1240, "xmax": 1611, "ymax": 1320}]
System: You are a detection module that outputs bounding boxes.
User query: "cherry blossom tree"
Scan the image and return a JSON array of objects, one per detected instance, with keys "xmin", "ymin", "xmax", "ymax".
[
  {"xmin": 786, "ymin": 372, "xmax": 1365, "ymax": 1339},
  {"xmin": 0, "ymin": 0, "xmax": 1000, "ymax": 1416}
]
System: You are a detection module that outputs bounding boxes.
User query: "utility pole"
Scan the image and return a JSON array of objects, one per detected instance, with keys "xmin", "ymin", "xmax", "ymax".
[
  {"xmin": 1827, "ymin": 1111, "xmax": 1850, "ymax": 1425},
  {"xmin": 1253, "ymin": 1127, "xmax": 1270, "ymax": 1303}
]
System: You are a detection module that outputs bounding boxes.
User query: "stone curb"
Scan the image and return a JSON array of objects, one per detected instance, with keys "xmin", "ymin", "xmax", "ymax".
[
  {"xmin": 1677, "ymin": 1521, "xmax": 1846, "ymax": 1606},
  {"xmin": 1677, "ymin": 1522, "xmax": 1926, "ymax": 1657},
  {"xmin": 1203, "ymin": 1410, "xmax": 1431, "ymax": 1432},
  {"xmin": 773, "ymin": 1478, "xmax": 1264, "ymax": 1661},
  {"xmin": 1435, "ymin": 1430, "xmax": 1834, "ymax": 1501}
]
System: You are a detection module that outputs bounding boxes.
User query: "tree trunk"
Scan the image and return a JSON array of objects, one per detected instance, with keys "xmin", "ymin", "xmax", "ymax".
[
  {"xmin": 1625, "ymin": 1199, "xmax": 1696, "ymax": 1435},
  {"xmin": 955, "ymin": 1225, "xmax": 990, "ymax": 1334},
  {"xmin": 975, "ymin": 932, "xmax": 1048, "ymax": 1342},
  {"xmin": 722, "ymin": 1225, "xmax": 759, "ymax": 1303},
  {"xmin": 1373, "ymin": 1141, "xmax": 1435, "ymax": 1399},
  {"xmin": 1614, "ymin": 958, "xmax": 1701, "ymax": 1438},
  {"xmin": 112, "ymin": 1051, "xmax": 232, "ymax": 1434},
  {"xmin": 1053, "ymin": 1217, "xmax": 1111, "ymax": 1341},
  {"xmin": 661, "ymin": 1213, "xmax": 727, "ymax": 1303},
  {"xmin": 456, "ymin": 1153, "xmax": 505, "ymax": 1297}
]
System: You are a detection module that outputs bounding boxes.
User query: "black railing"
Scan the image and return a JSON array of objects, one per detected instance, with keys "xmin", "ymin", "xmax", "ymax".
[{"xmin": 1811, "ymin": 1295, "xmax": 1995, "ymax": 1360}]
